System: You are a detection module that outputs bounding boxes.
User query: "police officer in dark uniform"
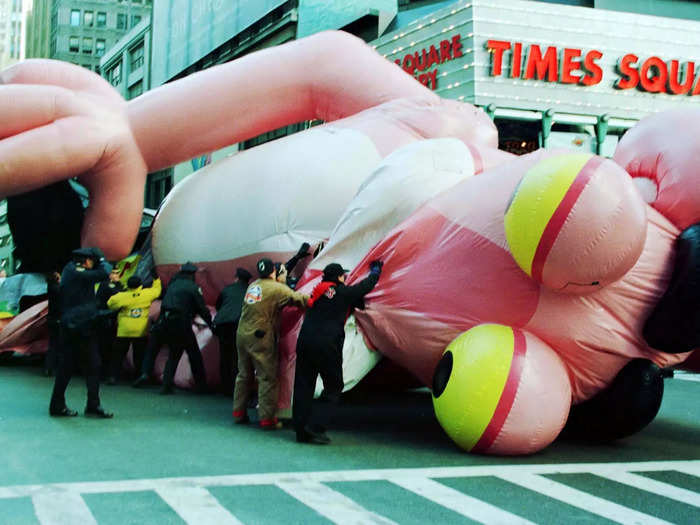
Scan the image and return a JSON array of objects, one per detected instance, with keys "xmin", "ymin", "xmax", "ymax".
[
  {"xmin": 292, "ymin": 259, "xmax": 383, "ymax": 444},
  {"xmin": 49, "ymin": 247, "xmax": 114, "ymax": 418},
  {"xmin": 213, "ymin": 267, "xmax": 252, "ymax": 395},
  {"xmin": 95, "ymin": 267, "xmax": 124, "ymax": 384},
  {"xmin": 133, "ymin": 262, "xmax": 213, "ymax": 394}
]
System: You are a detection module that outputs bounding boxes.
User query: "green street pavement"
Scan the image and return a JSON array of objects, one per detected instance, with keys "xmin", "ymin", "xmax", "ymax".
[{"xmin": 0, "ymin": 360, "xmax": 698, "ymax": 524}]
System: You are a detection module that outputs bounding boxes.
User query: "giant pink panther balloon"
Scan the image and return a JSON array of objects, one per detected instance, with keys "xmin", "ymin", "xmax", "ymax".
[{"xmin": 0, "ymin": 31, "xmax": 697, "ymax": 454}]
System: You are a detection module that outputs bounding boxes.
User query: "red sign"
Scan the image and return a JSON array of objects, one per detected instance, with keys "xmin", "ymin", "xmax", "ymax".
[
  {"xmin": 486, "ymin": 39, "xmax": 700, "ymax": 95},
  {"xmin": 394, "ymin": 34, "xmax": 464, "ymax": 90}
]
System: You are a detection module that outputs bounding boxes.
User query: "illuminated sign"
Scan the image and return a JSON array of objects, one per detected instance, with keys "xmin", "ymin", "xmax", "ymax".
[{"xmin": 486, "ymin": 40, "xmax": 700, "ymax": 96}]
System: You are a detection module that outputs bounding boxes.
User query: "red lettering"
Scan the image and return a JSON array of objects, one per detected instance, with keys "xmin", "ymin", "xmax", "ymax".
[
  {"xmin": 615, "ymin": 54, "xmax": 639, "ymax": 89},
  {"xmin": 427, "ymin": 45, "xmax": 440, "ymax": 68},
  {"xmin": 560, "ymin": 48, "xmax": 582, "ymax": 84},
  {"xmin": 452, "ymin": 35, "xmax": 463, "ymax": 58},
  {"xmin": 524, "ymin": 45, "xmax": 558, "ymax": 82},
  {"xmin": 639, "ymin": 56, "xmax": 667, "ymax": 93},
  {"xmin": 415, "ymin": 50, "xmax": 428, "ymax": 71},
  {"xmin": 692, "ymin": 72, "xmax": 700, "ymax": 95},
  {"xmin": 394, "ymin": 59, "xmax": 401, "ymax": 66},
  {"xmin": 581, "ymin": 50, "xmax": 603, "ymax": 86},
  {"xmin": 667, "ymin": 60, "xmax": 694, "ymax": 95},
  {"xmin": 402, "ymin": 54, "xmax": 416, "ymax": 75},
  {"xmin": 439, "ymin": 39, "xmax": 452, "ymax": 63},
  {"xmin": 427, "ymin": 68, "xmax": 438, "ymax": 89},
  {"xmin": 487, "ymin": 39, "xmax": 511, "ymax": 76},
  {"xmin": 511, "ymin": 42, "xmax": 522, "ymax": 78}
]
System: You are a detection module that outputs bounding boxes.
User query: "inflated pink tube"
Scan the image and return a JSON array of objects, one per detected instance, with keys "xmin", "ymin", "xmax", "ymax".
[
  {"xmin": 0, "ymin": 60, "xmax": 146, "ymax": 260},
  {"xmin": 614, "ymin": 108, "xmax": 700, "ymax": 231},
  {"xmin": 128, "ymin": 31, "xmax": 496, "ymax": 172}
]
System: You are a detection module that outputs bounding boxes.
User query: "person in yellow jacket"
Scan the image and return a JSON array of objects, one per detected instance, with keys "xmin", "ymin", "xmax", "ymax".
[
  {"xmin": 106, "ymin": 275, "xmax": 162, "ymax": 384},
  {"xmin": 233, "ymin": 258, "xmax": 308, "ymax": 430}
]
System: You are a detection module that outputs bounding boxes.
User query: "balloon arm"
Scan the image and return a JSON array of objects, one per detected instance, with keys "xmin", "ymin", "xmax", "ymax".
[{"xmin": 127, "ymin": 30, "xmax": 436, "ymax": 172}]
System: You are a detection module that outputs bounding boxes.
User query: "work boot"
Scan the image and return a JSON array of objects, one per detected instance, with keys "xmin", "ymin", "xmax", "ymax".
[
  {"xmin": 260, "ymin": 418, "xmax": 283, "ymax": 431},
  {"xmin": 296, "ymin": 426, "xmax": 331, "ymax": 445},
  {"xmin": 49, "ymin": 406, "xmax": 78, "ymax": 417},
  {"xmin": 132, "ymin": 374, "xmax": 150, "ymax": 388},
  {"xmin": 85, "ymin": 406, "xmax": 114, "ymax": 419}
]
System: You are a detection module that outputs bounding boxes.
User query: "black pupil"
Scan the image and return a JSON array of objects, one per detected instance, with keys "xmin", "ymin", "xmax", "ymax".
[{"xmin": 432, "ymin": 351, "xmax": 453, "ymax": 398}]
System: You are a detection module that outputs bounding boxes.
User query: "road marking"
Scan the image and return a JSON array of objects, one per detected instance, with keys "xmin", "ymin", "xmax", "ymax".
[
  {"xmin": 391, "ymin": 476, "xmax": 536, "ymax": 525},
  {"xmin": 155, "ymin": 486, "xmax": 244, "ymax": 525},
  {"xmin": 2, "ymin": 460, "xmax": 698, "ymax": 497},
  {"xmin": 32, "ymin": 490, "xmax": 97, "ymax": 525},
  {"xmin": 674, "ymin": 371, "xmax": 700, "ymax": 382},
  {"xmin": 276, "ymin": 480, "xmax": 397, "ymax": 524},
  {"xmin": 596, "ymin": 469, "xmax": 700, "ymax": 508},
  {"xmin": 0, "ymin": 461, "xmax": 697, "ymax": 525},
  {"xmin": 501, "ymin": 472, "xmax": 674, "ymax": 525}
]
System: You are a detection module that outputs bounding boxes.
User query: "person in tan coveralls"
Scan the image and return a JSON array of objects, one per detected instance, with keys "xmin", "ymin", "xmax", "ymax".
[{"xmin": 233, "ymin": 258, "xmax": 308, "ymax": 429}]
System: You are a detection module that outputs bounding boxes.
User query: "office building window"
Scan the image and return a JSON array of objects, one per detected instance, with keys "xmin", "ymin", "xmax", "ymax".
[
  {"xmin": 130, "ymin": 44, "xmax": 144, "ymax": 70},
  {"xmin": 82, "ymin": 37, "xmax": 92, "ymax": 55},
  {"xmin": 96, "ymin": 12, "xmax": 106, "ymax": 27},
  {"xmin": 69, "ymin": 36, "xmax": 79, "ymax": 53},
  {"xmin": 95, "ymin": 39, "xmax": 106, "ymax": 57},
  {"xmin": 133, "ymin": 0, "xmax": 142, "ymax": 3},
  {"xmin": 109, "ymin": 63, "xmax": 121, "ymax": 86},
  {"xmin": 132, "ymin": 15, "xmax": 142, "ymax": 26},
  {"xmin": 128, "ymin": 81, "xmax": 143, "ymax": 100},
  {"xmin": 70, "ymin": 9, "xmax": 80, "ymax": 26},
  {"xmin": 117, "ymin": 13, "xmax": 127, "ymax": 30},
  {"xmin": 84, "ymin": 11, "xmax": 93, "ymax": 27}
]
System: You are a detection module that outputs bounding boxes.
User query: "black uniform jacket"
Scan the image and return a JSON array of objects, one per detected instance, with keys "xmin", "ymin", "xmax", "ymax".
[
  {"xmin": 160, "ymin": 275, "xmax": 212, "ymax": 326},
  {"xmin": 59, "ymin": 261, "xmax": 110, "ymax": 331},
  {"xmin": 298, "ymin": 273, "xmax": 379, "ymax": 346},
  {"xmin": 213, "ymin": 281, "xmax": 247, "ymax": 325}
]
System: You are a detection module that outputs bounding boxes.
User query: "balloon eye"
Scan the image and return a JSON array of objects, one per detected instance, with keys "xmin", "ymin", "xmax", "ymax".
[{"xmin": 432, "ymin": 351, "xmax": 453, "ymax": 398}]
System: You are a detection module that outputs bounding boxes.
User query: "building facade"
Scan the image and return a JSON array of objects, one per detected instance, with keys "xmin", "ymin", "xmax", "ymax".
[
  {"xmin": 374, "ymin": 0, "xmax": 700, "ymax": 155},
  {"xmin": 25, "ymin": 0, "xmax": 151, "ymax": 72},
  {"xmin": 0, "ymin": 0, "xmax": 24, "ymax": 70}
]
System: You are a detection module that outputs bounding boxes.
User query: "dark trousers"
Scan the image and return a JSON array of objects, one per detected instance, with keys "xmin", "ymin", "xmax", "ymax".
[
  {"xmin": 216, "ymin": 322, "xmax": 238, "ymax": 395},
  {"xmin": 292, "ymin": 335, "xmax": 343, "ymax": 434},
  {"xmin": 50, "ymin": 325, "xmax": 101, "ymax": 411},
  {"xmin": 142, "ymin": 318, "xmax": 207, "ymax": 389},
  {"xmin": 44, "ymin": 320, "xmax": 60, "ymax": 374},
  {"xmin": 97, "ymin": 318, "xmax": 117, "ymax": 378},
  {"xmin": 111, "ymin": 337, "xmax": 147, "ymax": 380}
]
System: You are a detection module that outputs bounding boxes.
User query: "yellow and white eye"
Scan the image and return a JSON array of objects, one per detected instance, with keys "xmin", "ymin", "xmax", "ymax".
[{"xmin": 432, "ymin": 324, "xmax": 571, "ymax": 455}]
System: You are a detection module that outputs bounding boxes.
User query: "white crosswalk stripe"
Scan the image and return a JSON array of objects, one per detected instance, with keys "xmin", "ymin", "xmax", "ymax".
[
  {"xmin": 390, "ymin": 476, "xmax": 536, "ymax": 525},
  {"xmin": 155, "ymin": 485, "xmax": 245, "ymax": 525},
  {"xmin": 0, "ymin": 460, "xmax": 697, "ymax": 524},
  {"xmin": 276, "ymin": 480, "xmax": 398, "ymax": 524},
  {"xmin": 32, "ymin": 490, "xmax": 97, "ymax": 525},
  {"xmin": 500, "ymin": 472, "xmax": 675, "ymax": 525}
]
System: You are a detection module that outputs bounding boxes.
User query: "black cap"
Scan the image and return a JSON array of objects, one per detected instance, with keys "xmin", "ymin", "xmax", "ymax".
[
  {"xmin": 257, "ymin": 258, "xmax": 274, "ymax": 277},
  {"xmin": 127, "ymin": 275, "xmax": 142, "ymax": 289},
  {"xmin": 72, "ymin": 247, "xmax": 104, "ymax": 261},
  {"xmin": 180, "ymin": 262, "xmax": 198, "ymax": 273},
  {"xmin": 236, "ymin": 267, "xmax": 252, "ymax": 283},
  {"xmin": 322, "ymin": 263, "xmax": 349, "ymax": 281}
]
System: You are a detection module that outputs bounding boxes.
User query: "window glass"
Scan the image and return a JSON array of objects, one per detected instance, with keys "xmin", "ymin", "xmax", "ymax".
[
  {"xmin": 128, "ymin": 81, "xmax": 143, "ymax": 100},
  {"xmin": 110, "ymin": 63, "xmax": 122, "ymax": 86},
  {"xmin": 95, "ymin": 39, "xmax": 106, "ymax": 57},
  {"xmin": 96, "ymin": 12, "xmax": 106, "ymax": 27},
  {"xmin": 69, "ymin": 36, "xmax": 79, "ymax": 53},
  {"xmin": 82, "ymin": 37, "xmax": 92, "ymax": 55},
  {"xmin": 132, "ymin": 15, "xmax": 142, "ymax": 26},
  {"xmin": 70, "ymin": 9, "xmax": 80, "ymax": 26},
  {"xmin": 130, "ymin": 44, "xmax": 144, "ymax": 70},
  {"xmin": 117, "ymin": 13, "xmax": 127, "ymax": 30},
  {"xmin": 84, "ymin": 11, "xmax": 93, "ymax": 27}
]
